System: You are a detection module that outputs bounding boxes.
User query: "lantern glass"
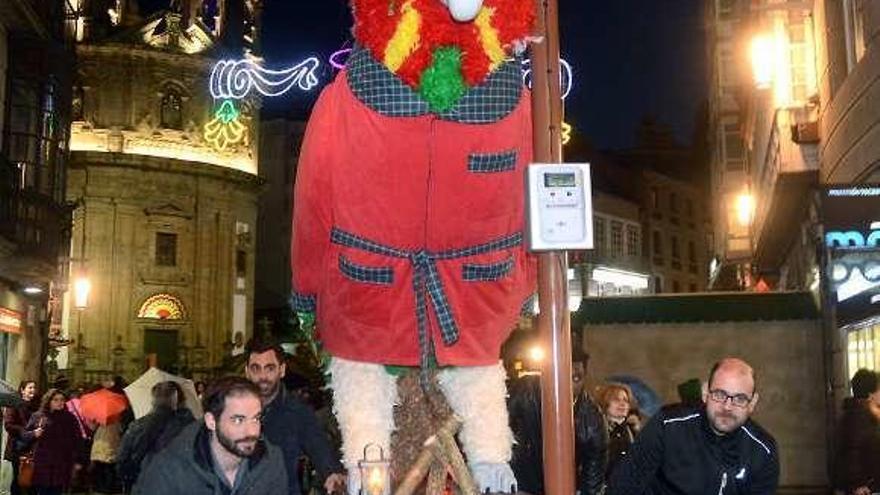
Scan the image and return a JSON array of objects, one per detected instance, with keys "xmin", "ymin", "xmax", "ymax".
[{"xmin": 358, "ymin": 444, "xmax": 390, "ymax": 495}]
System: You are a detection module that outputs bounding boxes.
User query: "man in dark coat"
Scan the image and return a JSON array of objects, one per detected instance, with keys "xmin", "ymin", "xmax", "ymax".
[
  {"xmin": 132, "ymin": 377, "xmax": 287, "ymax": 495},
  {"xmin": 608, "ymin": 358, "xmax": 778, "ymax": 495},
  {"xmin": 244, "ymin": 337, "xmax": 345, "ymax": 495},
  {"xmin": 507, "ymin": 352, "xmax": 608, "ymax": 495},
  {"xmin": 833, "ymin": 368, "xmax": 880, "ymax": 495},
  {"xmin": 117, "ymin": 381, "xmax": 195, "ymax": 490}
]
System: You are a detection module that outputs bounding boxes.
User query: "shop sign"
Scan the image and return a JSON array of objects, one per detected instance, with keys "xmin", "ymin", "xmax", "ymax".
[
  {"xmin": 0, "ymin": 307, "xmax": 22, "ymax": 334},
  {"xmin": 823, "ymin": 185, "xmax": 880, "ymax": 249}
]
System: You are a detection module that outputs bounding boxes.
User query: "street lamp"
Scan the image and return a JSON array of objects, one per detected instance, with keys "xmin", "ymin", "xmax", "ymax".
[
  {"xmin": 735, "ymin": 193, "xmax": 755, "ymax": 227},
  {"xmin": 73, "ymin": 276, "xmax": 91, "ymax": 310}
]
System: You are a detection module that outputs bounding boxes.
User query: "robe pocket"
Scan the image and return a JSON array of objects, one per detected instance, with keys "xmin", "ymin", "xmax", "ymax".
[
  {"xmin": 467, "ymin": 150, "xmax": 517, "ymax": 173},
  {"xmin": 339, "ymin": 255, "xmax": 394, "ymax": 285},
  {"xmin": 462, "ymin": 256, "xmax": 514, "ymax": 282}
]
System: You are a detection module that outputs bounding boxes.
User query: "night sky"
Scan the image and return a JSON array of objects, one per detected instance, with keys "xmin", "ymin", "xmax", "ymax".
[{"xmin": 259, "ymin": 1, "xmax": 708, "ymax": 149}]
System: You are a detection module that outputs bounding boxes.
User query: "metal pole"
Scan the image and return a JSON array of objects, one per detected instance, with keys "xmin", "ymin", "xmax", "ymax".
[{"xmin": 530, "ymin": 1, "xmax": 575, "ymax": 494}]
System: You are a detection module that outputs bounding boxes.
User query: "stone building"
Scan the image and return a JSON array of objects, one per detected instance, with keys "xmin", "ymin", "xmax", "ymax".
[
  {"xmin": 0, "ymin": 1, "xmax": 74, "ymax": 387},
  {"xmin": 58, "ymin": 0, "xmax": 263, "ymax": 384}
]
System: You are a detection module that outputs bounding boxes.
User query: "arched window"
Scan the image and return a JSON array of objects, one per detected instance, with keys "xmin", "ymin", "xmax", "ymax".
[
  {"xmin": 137, "ymin": 293, "xmax": 188, "ymax": 320},
  {"xmin": 160, "ymin": 90, "xmax": 183, "ymax": 129}
]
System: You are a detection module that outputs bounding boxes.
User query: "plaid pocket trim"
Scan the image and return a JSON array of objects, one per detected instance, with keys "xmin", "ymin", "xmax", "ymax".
[
  {"xmin": 462, "ymin": 256, "xmax": 515, "ymax": 282},
  {"xmin": 339, "ymin": 255, "xmax": 394, "ymax": 285},
  {"xmin": 291, "ymin": 292, "xmax": 316, "ymax": 313},
  {"xmin": 467, "ymin": 150, "xmax": 518, "ymax": 173}
]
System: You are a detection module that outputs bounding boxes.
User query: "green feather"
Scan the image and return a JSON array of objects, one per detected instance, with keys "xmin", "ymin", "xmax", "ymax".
[{"xmin": 419, "ymin": 47, "xmax": 467, "ymax": 113}]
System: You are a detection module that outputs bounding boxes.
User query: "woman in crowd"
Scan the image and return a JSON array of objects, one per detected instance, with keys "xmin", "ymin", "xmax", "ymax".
[
  {"xmin": 597, "ymin": 383, "xmax": 641, "ymax": 479},
  {"xmin": 4, "ymin": 380, "xmax": 38, "ymax": 494},
  {"xmin": 26, "ymin": 389, "xmax": 83, "ymax": 495}
]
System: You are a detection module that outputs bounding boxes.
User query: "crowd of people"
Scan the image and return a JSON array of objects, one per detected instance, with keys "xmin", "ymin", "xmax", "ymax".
[
  {"xmin": 2, "ymin": 337, "xmax": 343, "ymax": 495},
  {"xmin": 3, "ymin": 347, "xmax": 879, "ymax": 495}
]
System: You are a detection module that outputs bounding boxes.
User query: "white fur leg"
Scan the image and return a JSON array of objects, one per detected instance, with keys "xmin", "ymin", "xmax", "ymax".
[
  {"xmin": 328, "ymin": 357, "xmax": 399, "ymax": 495},
  {"xmin": 437, "ymin": 363, "xmax": 517, "ymax": 493}
]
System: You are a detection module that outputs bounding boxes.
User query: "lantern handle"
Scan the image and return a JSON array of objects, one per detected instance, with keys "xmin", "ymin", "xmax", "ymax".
[{"xmin": 362, "ymin": 443, "xmax": 385, "ymax": 462}]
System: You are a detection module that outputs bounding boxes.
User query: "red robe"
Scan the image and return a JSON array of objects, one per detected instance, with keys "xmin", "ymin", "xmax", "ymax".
[{"xmin": 291, "ymin": 65, "xmax": 536, "ymax": 367}]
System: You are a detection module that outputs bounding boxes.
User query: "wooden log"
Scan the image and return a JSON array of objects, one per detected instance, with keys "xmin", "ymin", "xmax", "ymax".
[
  {"xmin": 425, "ymin": 461, "xmax": 448, "ymax": 495},
  {"xmin": 435, "ymin": 427, "xmax": 478, "ymax": 495}
]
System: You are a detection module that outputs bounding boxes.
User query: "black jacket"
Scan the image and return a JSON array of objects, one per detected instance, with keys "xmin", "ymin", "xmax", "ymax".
[
  {"xmin": 117, "ymin": 407, "xmax": 195, "ymax": 486},
  {"xmin": 833, "ymin": 398, "xmax": 880, "ymax": 492},
  {"xmin": 132, "ymin": 422, "xmax": 287, "ymax": 495},
  {"xmin": 260, "ymin": 387, "xmax": 342, "ymax": 495},
  {"xmin": 608, "ymin": 407, "xmax": 778, "ymax": 495},
  {"xmin": 508, "ymin": 375, "xmax": 608, "ymax": 495}
]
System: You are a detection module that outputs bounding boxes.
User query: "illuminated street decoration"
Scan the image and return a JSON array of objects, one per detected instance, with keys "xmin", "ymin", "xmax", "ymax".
[
  {"xmin": 523, "ymin": 58, "xmax": 575, "ymax": 145},
  {"xmin": 561, "ymin": 121, "xmax": 572, "ymax": 145},
  {"xmin": 204, "ymin": 99, "xmax": 246, "ymax": 152},
  {"xmin": 522, "ymin": 58, "xmax": 573, "ymax": 100},
  {"xmin": 138, "ymin": 293, "xmax": 187, "ymax": 320},
  {"xmin": 329, "ymin": 48, "xmax": 352, "ymax": 70},
  {"xmin": 209, "ymin": 57, "xmax": 321, "ymax": 99}
]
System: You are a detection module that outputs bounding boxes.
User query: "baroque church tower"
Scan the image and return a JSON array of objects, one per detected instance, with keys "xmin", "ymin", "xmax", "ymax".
[{"xmin": 56, "ymin": 0, "xmax": 264, "ymax": 384}]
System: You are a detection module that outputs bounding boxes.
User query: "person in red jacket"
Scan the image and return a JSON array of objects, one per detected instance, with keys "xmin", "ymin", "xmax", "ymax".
[{"xmin": 291, "ymin": 1, "xmax": 536, "ymax": 493}]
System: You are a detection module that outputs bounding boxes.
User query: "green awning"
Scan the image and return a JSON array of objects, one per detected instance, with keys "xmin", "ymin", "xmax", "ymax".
[{"xmin": 573, "ymin": 291, "xmax": 819, "ymax": 326}]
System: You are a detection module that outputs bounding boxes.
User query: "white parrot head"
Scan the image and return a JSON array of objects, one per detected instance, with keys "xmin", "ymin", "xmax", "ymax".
[{"xmin": 440, "ymin": 0, "xmax": 484, "ymax": 22}]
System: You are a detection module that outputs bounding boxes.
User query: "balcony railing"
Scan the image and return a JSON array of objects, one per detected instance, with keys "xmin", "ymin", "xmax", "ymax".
[{"xmin": 0, "ymin": 156, "xmax": 70, "ymax": 268}]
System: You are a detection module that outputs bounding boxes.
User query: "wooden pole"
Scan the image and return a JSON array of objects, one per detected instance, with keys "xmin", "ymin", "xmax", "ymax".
[{"xmin": 530, "ymin": 0, "xmax": 575, "ymax": 495}]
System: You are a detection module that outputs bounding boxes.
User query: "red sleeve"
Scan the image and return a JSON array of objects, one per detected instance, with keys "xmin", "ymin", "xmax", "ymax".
[{"xmin": 290, "ymin": 85, "xmax": 336, "ymax": 313}]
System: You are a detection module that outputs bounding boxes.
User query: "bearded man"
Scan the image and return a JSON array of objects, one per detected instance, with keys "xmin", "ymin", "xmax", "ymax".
[
  {"xmin": 132, "ymin": 377, "xmax": 287, "ymax": 495},
  {"xmin": 607, "ymin": 358, "xmax": 779, "ymax": 495}
]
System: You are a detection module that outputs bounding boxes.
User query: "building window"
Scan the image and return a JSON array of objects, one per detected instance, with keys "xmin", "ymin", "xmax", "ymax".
[
  {"xmin": 72, "ymin": 85, "xmax": 84, "ymax": 121},
  {"xmin": 610, "ymin": 221, "xmax": 623, "ymax": 258},
  {"xmin": 723, "ymin": 121, "xmax": 744, "ymax": 167},
  {"xmin": 651, "ymin": 187, "xmax": 660, "ymax": 209},
  {"xmin": 160, "ymin": 90, "xmax": 183, "ymax": 129},
  {"xmin": 654, "ymin": 276, "xmax": 663, "ymax": 294},
  {"xmin": 594, "ymin": 217, "xmax": 606, "ymax": 256},
  {"xmin": 688, "ymin": 240, "xmax": 696, "ymax": 262},
  {"xmin": 671, "ymin": 235, "xmax": 680, "ymax": 259},
  {"xmin": 689, "ymin": 283, "xmax": 698, "ymax": 293},
  {"xmin": 686, "ymin": 199, "xmax": 694, "ymax": 219},
  {"xmin": 236, "ymin": 249, "xmax": 247, "ymax": 278},
  {"xmin": 626, "ymin": 225, "xmax": 639, "ymax": 257},
  {"xmin": 672, "ymin": 280, "xmax": 681, "ymax": 293},
  {"xmin": 670, "ymin": 192, "xmax": 679, "ymax": 214},
  {"xmin": 653, "ymin": 230, "xmax": 662, "ymax": 256},
  {"xmin": 844, "ymin": 0, "xmax": 868, "ymax": 70},
  {"xmin": 155, "ymin": 233, "xmax": 178, "ymax": 266}
]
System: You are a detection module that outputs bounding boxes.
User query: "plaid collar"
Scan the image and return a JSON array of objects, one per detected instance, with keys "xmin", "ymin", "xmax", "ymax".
[{"xmin": 345, "ymin": 46, "xmax": 524, "ymax": 124}]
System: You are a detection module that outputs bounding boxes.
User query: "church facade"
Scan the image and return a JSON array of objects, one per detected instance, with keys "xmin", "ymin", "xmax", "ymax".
[{"xmin": 57, "ymin": 0, "xmax": 263, "ymax": 384}]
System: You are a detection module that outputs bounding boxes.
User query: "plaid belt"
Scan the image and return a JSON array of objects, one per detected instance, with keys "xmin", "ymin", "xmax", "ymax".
[{"xmin": 330, "ymin": 227, "xmax": 522, "ymax": 381}]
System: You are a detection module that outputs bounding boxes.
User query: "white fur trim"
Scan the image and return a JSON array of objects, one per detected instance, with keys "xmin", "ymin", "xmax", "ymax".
[
  {"xmin": 328, "ymin": 357, "xmax": 399, "ymax": 495},
  {"xmin": 437, "ymin": 362, "xmax": 513, "ymax": 464}
]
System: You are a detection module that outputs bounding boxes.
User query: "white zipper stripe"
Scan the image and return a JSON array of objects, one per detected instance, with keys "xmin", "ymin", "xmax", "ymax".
[
  {"xmin": 741, "ymin": 426, "xmax": 772, "ymax": 455},
  {"xmin": 662, "ymin": 413, "xmax": 700, "ymax": 424},
  {"xmin": 717, "ymin": 472, "xmax": 727, "ymax": 495}
]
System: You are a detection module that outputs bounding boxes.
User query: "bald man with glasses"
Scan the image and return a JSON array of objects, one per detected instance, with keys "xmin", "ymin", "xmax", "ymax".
[{"xmin": 607, "ymin": 358, "xmax": 779, "ymax": 495}]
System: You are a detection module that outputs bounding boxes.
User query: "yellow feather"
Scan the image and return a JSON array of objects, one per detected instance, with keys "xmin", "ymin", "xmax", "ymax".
[
  {"xmin": 384, "ymin": 0, "xmax": 421, "ymax": 73},
  {"xmin": 474, "ymin": 7, "xmax": 506, "ymax": 70}
]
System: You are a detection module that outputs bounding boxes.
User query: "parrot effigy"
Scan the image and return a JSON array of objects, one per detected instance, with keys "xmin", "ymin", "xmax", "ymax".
[{"xmin": 291, "ymin": 0, "xmax": 536, "ymax": 492}]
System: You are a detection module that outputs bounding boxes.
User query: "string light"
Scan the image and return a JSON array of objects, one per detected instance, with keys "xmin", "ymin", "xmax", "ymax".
[
  {"xmin": 209, "ymin": 57, "xmax": 321, "ymax": 99},
  {"xmin": 204, "ymin": 100, "xmax": 246, "ymax": 152},
  {"xmin": 329, "ymin": 48, "xmax": 352, "ymax": 70},
  {"xmin": 561, "ymin": 121, "xmax": 572, "ymax": 145},
  {"xmin": 522, "ymin": 58, "xmax": 573, "ymax": 100}
]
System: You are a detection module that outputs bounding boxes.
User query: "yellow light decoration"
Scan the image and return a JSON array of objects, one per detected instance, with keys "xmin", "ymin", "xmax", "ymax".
[
  {"xmin": 204, "ymin": 100, "xmax": 247, "ymax": 152},
  {"xmin": 562, "ymin": 121, "xmax": 573, "ymax": 145},
  {"xmin": 137, "ymin": 293, "xmax": 187, "ymax": 320}
]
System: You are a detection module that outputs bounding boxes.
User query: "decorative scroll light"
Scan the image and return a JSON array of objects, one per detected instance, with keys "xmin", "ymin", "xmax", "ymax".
[
  {"xmin": 209, "ymin": 57, "xmax": 321, "ymax": 99},
  {"xmin": 204, "ymin": 99, "xmax": 246, "ymax": 152},
  {"xmin": 137, "ymin": 293, "xmax": 187, "ymax": 320}
]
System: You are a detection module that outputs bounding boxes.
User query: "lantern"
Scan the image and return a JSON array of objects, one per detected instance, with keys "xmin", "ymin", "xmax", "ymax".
[{"xmin": 358, "ymin": 444, "xmax": 390, "ymax": 495}]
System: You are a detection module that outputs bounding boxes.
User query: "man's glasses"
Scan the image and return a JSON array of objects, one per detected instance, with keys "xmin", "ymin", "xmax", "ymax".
[{"xmin": 708, "ymin": 389, "xmax": 752, "ymax": 408}]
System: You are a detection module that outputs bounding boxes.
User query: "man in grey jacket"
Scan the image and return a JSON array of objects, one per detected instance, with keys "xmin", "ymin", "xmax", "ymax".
[{"xmin": 133, "ymin": 376, "xmax": 288, "ymax": 495}]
